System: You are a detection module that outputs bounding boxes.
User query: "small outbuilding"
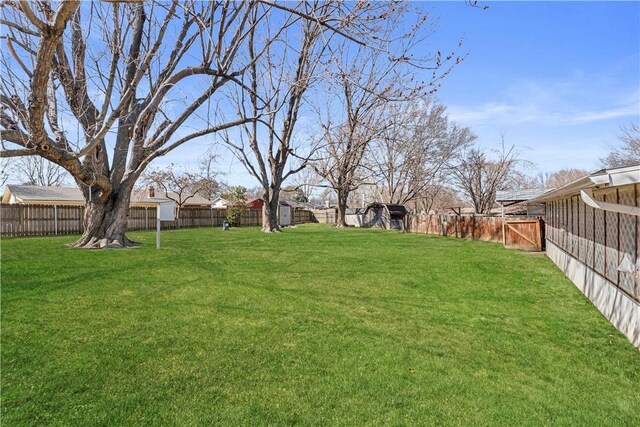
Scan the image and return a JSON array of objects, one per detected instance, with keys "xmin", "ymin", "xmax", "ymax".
[
  {"xmin": 345, "ymin": 208, "xmax": 366, "ymax": 227},
  {"xmin": 362, "ymin": 203, "xmax": 408, "ymax": 231}
]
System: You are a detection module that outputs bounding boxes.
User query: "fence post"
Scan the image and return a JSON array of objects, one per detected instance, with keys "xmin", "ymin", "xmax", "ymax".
[
  {"xmin": 54, "ymin": 205, "xmax": 58, "ymax": 235},
  {"xmin": 472, "ymin": 214, "xmax": 476, "ymax": 240},
  {"xmin": 19, "ymin": 205, "xmax": 25, "ymax": 236}
]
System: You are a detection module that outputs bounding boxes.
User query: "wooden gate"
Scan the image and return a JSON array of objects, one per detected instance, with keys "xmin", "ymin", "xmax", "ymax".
[{"xmin": 503, "ymin": 218, "xmax": 544, "ymax": 251}]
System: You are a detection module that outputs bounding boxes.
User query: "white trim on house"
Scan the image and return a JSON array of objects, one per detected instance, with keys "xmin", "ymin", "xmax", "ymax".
[
  {"xmin": 531, "ymin": 163, "xmax": 640, "ymax": 349},
  {"xmin": 580, "ymin": 189, "xmax": 640, "ymax": 217},
  {"xmin": 530, "ymin": 164, "xmax": 640, "ymax": 203}
]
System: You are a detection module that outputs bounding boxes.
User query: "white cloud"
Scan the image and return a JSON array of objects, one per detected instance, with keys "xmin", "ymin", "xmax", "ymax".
[{"xmin": 447, "ymin": 73, "xmax": 639, "ymax": 127}]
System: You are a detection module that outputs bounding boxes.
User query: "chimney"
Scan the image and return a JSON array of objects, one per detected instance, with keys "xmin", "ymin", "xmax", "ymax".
[{"xmin": 147, "ymin": 185, "xmax": 155, "ymax": 198}]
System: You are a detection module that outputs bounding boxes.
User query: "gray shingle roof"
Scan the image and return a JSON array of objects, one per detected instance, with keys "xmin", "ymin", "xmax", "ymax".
[
  {"xmin": 495, "ymin": 188, "xmax": 552, "ymax": 203},
  {"xmin": 7, "ymin": 185, "xmax": 84, "ymax": 202},
  {"xmin": 6, "ymin": 185, "xmax": 213, "ymax": 205}
]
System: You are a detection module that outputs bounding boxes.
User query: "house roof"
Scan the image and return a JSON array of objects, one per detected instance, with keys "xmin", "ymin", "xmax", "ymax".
[
  {"xmin": 3, "ymin": 185, "xmax": 184, "ymax": 206},
  {"xmin": 529, "ymin": 164, "xmax": 640, "ymax": 203},
  {"xmin": 4, "ymin": 185, "xmax": 85, "ymax": 203},
  {"xmin": 496, "ymin": 188, "xmax": 552, "ymax": 204}
]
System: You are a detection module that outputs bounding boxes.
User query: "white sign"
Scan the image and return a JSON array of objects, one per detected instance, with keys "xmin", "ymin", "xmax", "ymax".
[
  {"xmin": 156, "ymin": 201, "xmax": 176, "ymax": 249},
  {"xmin": 158, "ymin": 201, "xmax": 176, "ymax": 221}
]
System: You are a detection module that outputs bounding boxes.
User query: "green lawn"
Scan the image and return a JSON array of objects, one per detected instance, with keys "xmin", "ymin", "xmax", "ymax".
[{"xmin": 1, "ymin": 224, "xmax": 639, "ymax": 426}]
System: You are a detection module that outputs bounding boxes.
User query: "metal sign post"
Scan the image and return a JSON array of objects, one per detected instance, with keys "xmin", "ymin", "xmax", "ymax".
[{"xmin": 156, "ymin": 201, "xmax": 176, "ymax": 249}]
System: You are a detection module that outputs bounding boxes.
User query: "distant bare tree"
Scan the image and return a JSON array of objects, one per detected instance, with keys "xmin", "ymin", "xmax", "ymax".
[
  {"xmin": 140, "ymin": 164, "xmax": 219, "ymax": 225},
  {"xmin": 288, "ymin": 164, "xmax": 322, "ymax": 202},
  {"xmin": 420, "ymin": 185, "xmax": 465, "ymax": 214},
  {"xmin": 313, "ymin": 5, "xmax": 463, "ymax": 227},
  {"xmin": 512, "ymin": 168, "xmax": 590, "ymax": 190},
  {"xmin": 451, "ymin": 141, "xmax": 522, "ymax": 214},
  {"xmin": 0, "ymin": 158, "xmax": 10, "ymax": 187},
  {"xmin": 369, "ymin": 97, "xmax": 475, "ymax": 209},
  {"xmin": 196, "ymin": 152, "xmax": 222, "ymax": 201},
  {"xmin": 544, "ymin": 168, "xmax": 590, "ymax": 188},
  {"xmin": 600, "ymin": 123, "xmax": 640, "ymax": 168},
  {"xmin": 7, "ymin": 156, "xmax": 68, "ymax": 186}
]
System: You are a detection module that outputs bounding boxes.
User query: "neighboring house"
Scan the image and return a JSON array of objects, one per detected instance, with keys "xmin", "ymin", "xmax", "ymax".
[
  {"xmin": 362, "ymin": 203, "xmax": 409, "ymax": 231},
  {"xmin": 247, "ymin": 198, "xmax": 264, "ymax": 210},
  {"xmin": 212, "ymin": 197, "xmax": 229, "ymax": 209},
  {"xmin": 529, "ymin": 164, "xmax": 640, "ymax": 348},
  {"xmin": 2, "ymin": 185, "xmax": 171, "ymax": 208}
]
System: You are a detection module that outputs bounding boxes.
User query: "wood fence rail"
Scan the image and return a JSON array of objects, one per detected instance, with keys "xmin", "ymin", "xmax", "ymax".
[
  {"xmin": 1, "ymin": 205, "xmax": 314, "ymax": 237},
  {"xmin": 406, "ymin": 214, "xmax": 544, "ymax": 251}
]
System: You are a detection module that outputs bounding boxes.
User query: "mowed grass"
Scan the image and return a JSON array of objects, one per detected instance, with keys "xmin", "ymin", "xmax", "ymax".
[{"xmin": 1, "ymin": 224, "xmax": 639, "ymax": 426}]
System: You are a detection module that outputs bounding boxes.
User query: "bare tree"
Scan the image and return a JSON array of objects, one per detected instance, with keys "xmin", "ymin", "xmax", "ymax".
[
  {"xmin": 1, "ymin": 1, "xmax": 266, "ymax": 247},
  {"xmin": 5, "ymin": 156, "xmax": 68, "ymax": 186},
  {"xmin": 0, "ymin": 158, "xmax": 10, "ymax": 187},
  {"xmin": 139, "ymin": 164, "xmax": 218, "ymax": 226},
  {"xmin": 313, "ymin": 6, "xmax": 465, "ymax": 227},
  {"xmin": 221, "ymin": 1, "xmax": 406, "ymax": 231},
  {"xmin": 288, "ymin": 163, "xmax": 322, "ymax": 202},
  {"xmin": 418, "ymin": 185, "xmax": 465, "ymax": 214},
  {"xmin": 600, "ymin": 123, "xmax": 640, "ymax": 168},
  {"xmin": 196, "ymin": 152, "xmax": 222, "ymax": 201},
  {"xmin": 0, "ymin": 1, "xmax": 367, "ymax": 246},
  {"xmin": 369, "ymin": 97, "xmax": 475, "ymax": 210},
  {"xmin": 450, "ymin": 141, "xmax": 522, "ymax": 214}
]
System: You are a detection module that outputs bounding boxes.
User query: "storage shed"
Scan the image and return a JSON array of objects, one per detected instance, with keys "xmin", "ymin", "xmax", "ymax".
[
  {"xmin": 345, "ymin": 208, "xmax": 366, "ymax": 227},
  {"xmin": 529, "ymin": 164, "xmax": 640, "ymax": 348},
  {"xmin": 362, "ymin": 203, "xmax": 408, "ymax": 230}
]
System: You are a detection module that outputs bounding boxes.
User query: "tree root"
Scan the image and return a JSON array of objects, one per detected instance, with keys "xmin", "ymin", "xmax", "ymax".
[{"xmin": 71, "ymin": 235, "xmax": 140, "ymax": 249}]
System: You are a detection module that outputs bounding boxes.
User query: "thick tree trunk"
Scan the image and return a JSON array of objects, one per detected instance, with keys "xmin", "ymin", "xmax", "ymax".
[
  {"xmin": 262, "ymin": 192, "xmax": 281, "ymax": 232},
  {"xmin": 335, "ymin": 189, "xmax": 349, "ymax": 228},
  {"xmin": 72, "ymin": 186, "xmax": 138, "ymax": 249}
]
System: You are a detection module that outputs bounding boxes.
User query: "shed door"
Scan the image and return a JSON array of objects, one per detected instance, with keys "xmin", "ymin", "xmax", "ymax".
[{"xmin": 279, "ymin": 205, "xmax": 292, "ymax": 226}]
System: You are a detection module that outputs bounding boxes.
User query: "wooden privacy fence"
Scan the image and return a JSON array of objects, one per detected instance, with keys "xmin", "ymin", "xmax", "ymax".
[
  {"xmin": 310, "ymin": 208, "xmax": 337, "ymax": 224},
  {"xmin": 406, "ymin": 214, "xmax": 544, "ymax": 251},
  {"xmin": 292, "ymin": 208, "xmax": 313, "ymax": 225},
  {"xmin": 1, "ymin": 204, "xmax": 315, "ymax": 237},
  {"xmin": 503, "ymin": 218, "xmax": 545, "ymax": 251}
]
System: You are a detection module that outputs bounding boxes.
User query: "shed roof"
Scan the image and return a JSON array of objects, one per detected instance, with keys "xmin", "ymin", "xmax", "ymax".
[
  {"xmin": 365, "ymin": 203, "xmax": 408, "ymax": 216},
  {"xmin": 529, "ymin": 164, "xmax": 640, "ymax": 203}
]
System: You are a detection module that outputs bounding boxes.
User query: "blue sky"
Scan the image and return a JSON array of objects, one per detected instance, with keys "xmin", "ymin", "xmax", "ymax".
[
  {"xmin": 422, "ymin": 0, "xmax": 639, "ymax": 173},
  {"xmin": 174, "ymin": 0, "xmax": 638, "ymax": 188}
]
